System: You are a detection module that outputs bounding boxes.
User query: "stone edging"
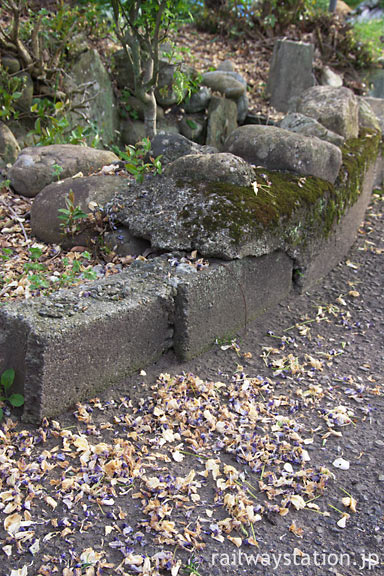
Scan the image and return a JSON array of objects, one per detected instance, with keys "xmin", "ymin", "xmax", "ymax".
[{"xmin": 0, "ymin": 139, "xmax": 382, "ymax": 423}]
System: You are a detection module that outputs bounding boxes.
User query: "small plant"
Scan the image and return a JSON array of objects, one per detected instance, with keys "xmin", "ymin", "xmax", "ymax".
[
  {"xmin": 112, "ymin": 138, "xmax": 162, "ymax": 184},
  {"xmin": 29, "ymin": 99, "xmax": 100, "ymax": 147},
  {"xmin": 52, "ymin": 163, "xmax": 64, "ymax": 181},
  {"xmin": 120, "ymin": 90, "xmax": 140, "ymax": 120},
  {"xmin": 0, "ymin": 369, "xmax": 24, "ymax": 421},
  {"xmin": 0, "ymin": 247, "xmax": 13, "ymax": 262},
  {"xmin": 0, "ymin": 68, "xmax": 25, "ymax": 122},
  {"xmin": 183, "ymin": 555, "xmax": 202, "ymax": 576},
  {"xmin": 58, "ymin": 190, "xmax": 89, "ymax": 236}
]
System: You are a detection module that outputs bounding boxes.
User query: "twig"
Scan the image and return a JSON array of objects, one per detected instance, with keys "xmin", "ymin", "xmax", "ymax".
[{"xmin": 0, "ymin": 199, "xmax": 29, "ymax": 243}]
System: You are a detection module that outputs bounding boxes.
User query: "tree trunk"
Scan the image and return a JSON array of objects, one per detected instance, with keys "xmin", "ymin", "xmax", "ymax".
[{"xmin": 142, "ymin": 90, "xmax": 157, "ymax": 139}]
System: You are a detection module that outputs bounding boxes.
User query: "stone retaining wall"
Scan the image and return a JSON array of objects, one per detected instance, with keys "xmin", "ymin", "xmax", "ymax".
[{"xmin": 0, "ymin": 138, "xmax": 381, "ymax": 422}]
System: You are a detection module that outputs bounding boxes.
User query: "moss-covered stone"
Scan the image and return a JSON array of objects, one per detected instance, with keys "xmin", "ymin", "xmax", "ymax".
[
  {"xmin": 111, "ymin": 129, "xmax": 380, "ymax": 260},
  {"xmin": 195, "ymin": 128, "xmax": 380, "ymax": 244}
]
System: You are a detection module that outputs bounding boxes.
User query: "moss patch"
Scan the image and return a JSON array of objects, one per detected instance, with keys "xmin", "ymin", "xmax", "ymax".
[
  {"xmin": 180, "ymin": 129, "xmax": 381, "ymax": 246},
  {"xmin": 332, "ymin": 128, "xmax": 381, "ymax": 224}
]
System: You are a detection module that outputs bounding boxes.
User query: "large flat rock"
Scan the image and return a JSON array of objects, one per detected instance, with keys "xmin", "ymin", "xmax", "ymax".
[{"xmin": 108, "ymin": 173, "xmax": 329, "ymax": 260}]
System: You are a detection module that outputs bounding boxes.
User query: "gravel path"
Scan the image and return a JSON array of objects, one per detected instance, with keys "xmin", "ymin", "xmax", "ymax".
[{"xmin": 0, "ymin": 190, "xmax": 382, "ymax": 576}]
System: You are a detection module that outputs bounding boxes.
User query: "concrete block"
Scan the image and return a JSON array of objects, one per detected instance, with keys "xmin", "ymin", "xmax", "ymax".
[
  {"xmin": 296, "ymin": 161, "xmax": 377, "ymax": 290},
  {"xmin": 0, "ymin": 270, "xmax": 174, "ymax": 423},
  {"xmin": 173, "ymin": 251, "xmax": 293, "ymax": 360}
]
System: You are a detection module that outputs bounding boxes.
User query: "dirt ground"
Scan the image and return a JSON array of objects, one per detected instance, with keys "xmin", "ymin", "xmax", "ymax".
[{"xmin": 0, "ymin": 182, "xmax": 382, "ymax": 576}]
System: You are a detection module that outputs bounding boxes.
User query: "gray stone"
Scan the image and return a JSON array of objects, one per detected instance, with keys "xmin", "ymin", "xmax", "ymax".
[
  {"xmin": 267, "ymin": 39, "xmax": 314, "ymax": 113},
  {"xmin": 120, "ymin": 93, "xmax": 164, "ymax": 121},
  {"xmin": 321, "ymin": 66, "xmax": 343, "ymax": 88},
  {"xmin": 364, "ymin": 97, "xmax": 384, "ymax": 132},
  {"xmin": 165, "ymin": 152, "xmax": 256, "ymax": 187},
  {"xmin": 104, "ymin": 227, "xmax": 150, "ymax": 256},
  {"xmin": 174, "ymin": 252, "xmax": 293, "ymax": 360},
  {"xmin": 213, "ymin": 69, "xmax": 247, "ymax": 87},
  {"xmin": 0, "ymin": 269, "xmax": 174, "ymax": 423},
  {"xmin": 368, "ymin": 68, "xmax": 384, "ymax": 98},
  {"xmin": 9, "ymin": 144, "xmax": 118, "ymax": 197},
  {"xmin": 14, "ymin": 72, "xmax": 34, "ymax": 113},
  {"xmin": 358, "ymin": 97, "xmax": 381, "ymax": 133},
  {"xmin": 217, "ymin": 60, "xmax": 235, "ymax": 72},
  {"xmin": 179, "ymin": 114, "xmax": 206, "ymax": 142},
  {"xmin": 0, "ymin": 122, "xmax": 20, "ymax": 165},
  {"xmin": 296, "ymin": 86, "xmax": 359, "ymax": 139},
  {"xmin": 65, "ymin": 49, "xmax": 119, "ymax": 147},
  {"xmin": 120, "ymin": 114, "xmax": 180, "ymax": 145},
  {"xmin": 158, "ymin": 117, "xmax": 180, "ymax": 135},
  {"xmin": 280, "ymin": 112, "xmax": 345, "ymax": 147},
  {"xmin": 30, "ymin": 174, "xmax": 130, "ymax": 247},
  {"xmin": 184, "ymin": 86, "xmax": 211, "ymax": 114},
  {"xmin": 206, "ymin": 96, "xmax": 238, "ymax": 151},
  {"xmin": 1, "ymin": 54, "xmax": 21, "ymax": 74},
  {"xmin": 109, "ymin": 162, "xmax": 353, "ymax": 261},
  {"xmin": 112, "ymin": 49, "xmax": 135, "ymax": 91},
  {"xmin": 236, "ymin": 93, "xmax": 249, "ymax": 124},
  {"xmin": 120, "ymin": 118, "xmax": 147, "ymax": 146},
  {"xmin": 202, "ymin": 70, "xmax": 248, "ymax": 123},
  {"xmin": 202, "ymin": 71, "xmax": 246, "ymax": 99},
  {"xmin": 108, "ymin": 175, "xmax": 273, "ymax": 259},
  {"xmin": 150, "ymin": 133, "xmax": 216, "ymax": 165},
  {"xmin": 224, "ymin": 125, "xmax": 342, "ymax": 183},
  {"xmin": 66, "ymin": 32, "xmax": 89, "ymax": 60},
  {"xmin": 4, "ymin": 117, "xmax": 35, "ymax": 150}
]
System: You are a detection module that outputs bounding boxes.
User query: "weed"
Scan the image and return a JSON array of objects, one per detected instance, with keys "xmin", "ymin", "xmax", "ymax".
[
  {"xmin": 183, "ymin": 555, "xmax": 202, "ymax": 575},
  {"xmin": 0, "ymin": 369, "xmax": 24, "ymax": 421},
  {"xmin": 0, "ymin": 69, "xmax": 25, "ymax": 122},
  {"xmin": 29, "ymin": 99, "xmax": 100, "ymax": 147},
  {"xmin": 19, "ymin": 246, "xmax": 97, "ymax": 295},
  {"xmin": 112, "ymin": 138, "xmax": 162, "ymax": 184},
  {"xmin": 52, "ymin": 163, "xmax": 64, "ymax": 181},
  {"xmin": 0, "ymin": 248, "xmax": 13, "ymax": 262},
  {"xmin": 120, "ymin": 90, "xmax": 140, "ymax": 120},
  {"xmin": 58, "ymin": 190, "xmax": 89, "ymax": 237}
]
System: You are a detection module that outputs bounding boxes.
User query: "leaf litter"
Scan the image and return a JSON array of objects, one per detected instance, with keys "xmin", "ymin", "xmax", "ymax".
[{"xmin": 0, "ymin": 295, "xmax": 382, "ymax": 574}]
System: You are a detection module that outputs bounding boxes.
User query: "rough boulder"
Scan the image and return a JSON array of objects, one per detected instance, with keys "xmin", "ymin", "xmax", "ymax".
[{"xmin": 223, "ymin": 125, "xmax": 342, "ymax": 184}]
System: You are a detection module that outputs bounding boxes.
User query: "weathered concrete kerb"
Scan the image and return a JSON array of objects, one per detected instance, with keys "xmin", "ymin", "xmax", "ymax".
[{"xmin": 0, "ymin": 129, "xmax": 383, "ymax": 423}]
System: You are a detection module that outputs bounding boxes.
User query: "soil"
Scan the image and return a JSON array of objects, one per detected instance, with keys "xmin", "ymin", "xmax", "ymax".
[{"xmin": 0, "ymin": 185, "xmax": 382, "ymax": 575}]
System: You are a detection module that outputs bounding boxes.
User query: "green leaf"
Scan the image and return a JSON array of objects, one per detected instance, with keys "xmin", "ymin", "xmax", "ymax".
[
  {"xmin": 0, "ymin": 408, "xmax": 3, "ymax": 422},
  {"xmin": 1, "ymin": 369, "xmax": 15, "ymax": 392},
  {"xmin": 9, "ymin": 394, "xmax": 25, "ymax": 408}
]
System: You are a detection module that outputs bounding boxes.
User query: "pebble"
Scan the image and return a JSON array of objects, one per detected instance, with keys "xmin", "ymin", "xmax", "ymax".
[{"xmin": 378, "ymin": 474, "xmax": 384, "ymax": 482}]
